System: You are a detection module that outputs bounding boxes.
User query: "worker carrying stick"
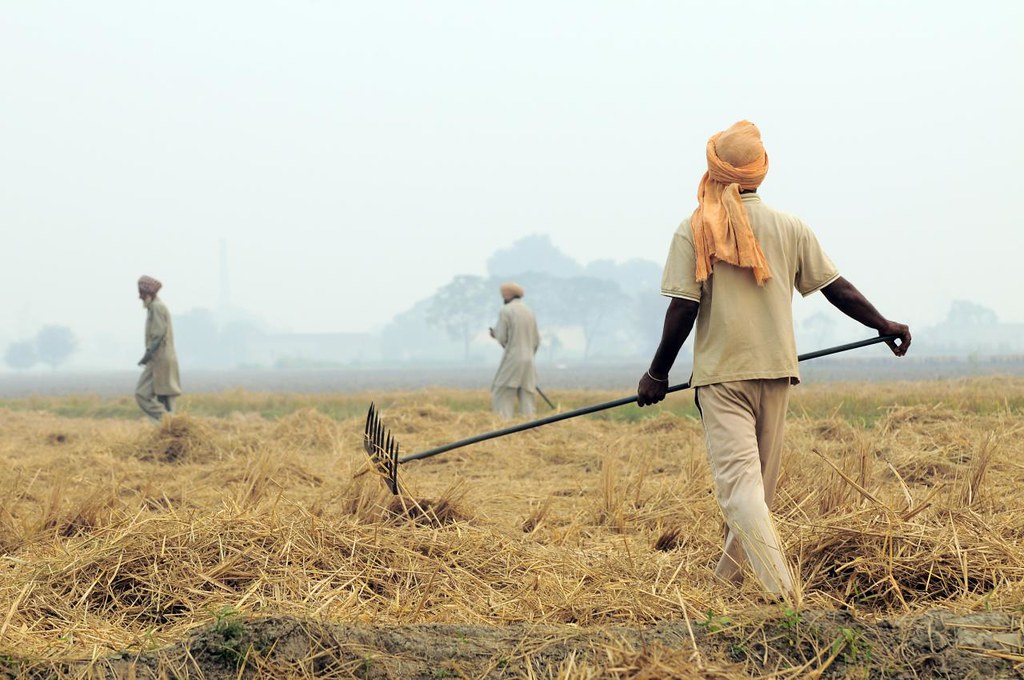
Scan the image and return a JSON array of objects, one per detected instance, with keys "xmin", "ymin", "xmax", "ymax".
[
  {"xmin": 637, "ymin": 121, "xmax": 911, "ymax": 601},
  {"xmin": 489, "ymin": 281, "xmax": 540, "ymax": 420}
]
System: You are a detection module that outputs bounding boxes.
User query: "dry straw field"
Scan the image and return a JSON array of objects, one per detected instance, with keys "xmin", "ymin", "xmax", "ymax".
[{"xmin": 1, "ymin": 377, "xmax": 1023, "ymax": 678}]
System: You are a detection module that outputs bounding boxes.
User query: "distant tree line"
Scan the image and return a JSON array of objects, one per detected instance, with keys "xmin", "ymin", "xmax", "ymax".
[
  {"xmin": 381, "ymin": 237, "xmax": 1024, "ymax": 365},
  {"xmin": 172, "ymin": 308, "xmax": 266, "ymax": 369},
  {"xmin": 14, "ymin": 241, "xmax": 1009, "ymax": 373},
  {"xmin": 4, "ymin": 326, "xmax": 77, "ymax": 370},
  {"xmin": 382, "ymin": 235, "xmax": 671, "ymax": 363},
  {"xmin": 422, "ymin": 271, "xmax": 663, "ymax": 361},
  {"xmin": 915, "ymin": 300, "xmax": 1023, "ymax": 356}
]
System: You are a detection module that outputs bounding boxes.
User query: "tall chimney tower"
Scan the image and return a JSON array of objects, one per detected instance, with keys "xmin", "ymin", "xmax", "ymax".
[{"xmin": 219, "ymin": 238, "xmax": 230, "ymax": 311}]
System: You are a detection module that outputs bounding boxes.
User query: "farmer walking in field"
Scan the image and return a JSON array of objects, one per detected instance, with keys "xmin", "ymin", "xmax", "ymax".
[
  {"xmin": 637, "ymin": 121, "xmax": 911, "ymax": 600},
  {"xmin": 489, "ymin": 281, "xmax": 541, "ymax": 420},
  {"xmin": 135, "ymin": 275, "xmax": 182, "ymax": 421}
]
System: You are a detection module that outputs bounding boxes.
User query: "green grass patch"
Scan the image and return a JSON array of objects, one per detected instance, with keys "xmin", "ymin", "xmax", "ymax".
[{"xmin": 3, "ymin": 377, "xmax": 1020, "ymax": 425}]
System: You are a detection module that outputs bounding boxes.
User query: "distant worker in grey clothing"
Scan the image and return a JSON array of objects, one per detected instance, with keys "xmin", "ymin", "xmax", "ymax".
[
  {"xmin": 136, "ymin": 275, "xmax": 182, "ymax": 421},
  {"xmin": 489, "ymin": 282, "xmax": 540, "ymax": 420}
]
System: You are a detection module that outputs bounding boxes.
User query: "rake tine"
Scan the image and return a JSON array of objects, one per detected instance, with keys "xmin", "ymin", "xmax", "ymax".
[
  {"xmin": 378, "ymin": 428, "xmax": 391, "ymax": 471},
  {"xmin": 363, "ymin": 403, "xmax": 380, "ymax": 462},
  {"xmin": 360, "ymin": 335, "xmax": 899, "ymax": 496},
  {"xmin": 367, "ymin": 405, "xmax": 385, "ymax": 464},
  {"xmin": 361, "ymin": 402, "xmax": 402, "ymax": 494},
  {"xmin": 363, "ymin": 402, "xmax": 376, "ymax": 456},
  {"xmin": 386, "ymin": 435, "xmax": 399, "ymax": 495}
]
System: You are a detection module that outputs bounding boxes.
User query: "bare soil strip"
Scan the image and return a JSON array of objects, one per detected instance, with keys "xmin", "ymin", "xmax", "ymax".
[{"xmin": 5, "ymin": 610, "xmax": 1022, "ymax": 679}]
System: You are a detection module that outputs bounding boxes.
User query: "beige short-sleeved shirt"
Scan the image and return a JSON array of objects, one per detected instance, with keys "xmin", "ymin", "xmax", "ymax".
[{"xmin": 661, "ymin": 194, "xmax": 839, "ymax": 387}]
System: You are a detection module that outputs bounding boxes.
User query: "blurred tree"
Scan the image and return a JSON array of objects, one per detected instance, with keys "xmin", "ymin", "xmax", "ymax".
[
  {"xmin": 426, "ymin": 275, "xmax": 496, "ymax": 361},
  {"xmin": 555, "ymin": 277, "xmax": 632, "ymax": 359},
  {"xmin": 4, "ymin": 340, "xmax": 37, "ymax": 370},
  {"xmin": 633, "ymin": 293, "xmax": 672, "ymax": 358},
  {"xmin": 542, "ymin": 332, "xmax": 563, "ymax": 363},
  {"xmin": 35, "ymin": 325, "xmax": 76, "ymax": 370},
  {"xmin": 944, "ymin": 300, "xmax": 998, "ymax": 326},
  {"xmin": 583, "ymin": 258, "xmax": 662, "ymax": 296},
  {"xmin": 486, "ymin": 235, "xmax": 582, "ymax": 279},
  {"xmin": 381, "ymin": 298, "xmax": 463, "ymax": 363}
]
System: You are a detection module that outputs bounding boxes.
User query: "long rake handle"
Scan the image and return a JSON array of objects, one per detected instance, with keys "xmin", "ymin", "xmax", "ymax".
[{"xmin": 399, "ymin": 334, "xmax": 898, "ymax": 464}]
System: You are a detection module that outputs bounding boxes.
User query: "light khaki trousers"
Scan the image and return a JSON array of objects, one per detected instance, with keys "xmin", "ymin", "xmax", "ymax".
[
  {"xmin": 136, "ymin": 365, "xmax": 176, "ymax": 422},
  {"xmin": 491, "ymin": 386, "xmax": 536, "ymax": 420},
  {"xmin": 695, "ymin": 378, "xmax": 794, "ymax": 596}
]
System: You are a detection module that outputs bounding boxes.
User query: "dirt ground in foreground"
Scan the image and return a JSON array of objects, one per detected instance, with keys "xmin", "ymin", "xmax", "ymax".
[{"xmin": 4, "ymin": 609, "xmax": 1022, "ymax": 679}]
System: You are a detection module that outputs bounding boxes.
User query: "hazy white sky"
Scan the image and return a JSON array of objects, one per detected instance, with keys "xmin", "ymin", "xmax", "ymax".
[{"xmin": 3, "ymin": 1, "xmax": 1022, "ymax": 350}]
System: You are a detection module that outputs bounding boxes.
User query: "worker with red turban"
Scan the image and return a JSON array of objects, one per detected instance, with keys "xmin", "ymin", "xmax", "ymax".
[{"xmin": 136, "ymin": 275, "xmax": 182, "ymax": 421}]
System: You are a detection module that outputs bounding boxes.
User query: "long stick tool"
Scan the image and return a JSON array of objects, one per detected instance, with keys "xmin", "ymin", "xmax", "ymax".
[
  {"xmin": 536, "ymin": 386, "xmax": 556, "ymax": 410},
  {"xmin": 363, "ymin": 334, "xmax": 898, "ymax": 494}
]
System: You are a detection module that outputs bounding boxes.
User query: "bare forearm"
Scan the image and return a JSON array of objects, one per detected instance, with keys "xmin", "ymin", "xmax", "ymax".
[
  {"xmin": 821, "ymin": 277, "xmax": 888, "ymax": 330},
  {"xmin": 821, "ymin": 276, "xmax": 912, "ymax": 356},
  {"xmin": 649, "ymin": 298, "xmax": 699, "ymax": 378},
  {"xmin": 637, "ymin": 298, "xmax": 698, "ymax": 406}
]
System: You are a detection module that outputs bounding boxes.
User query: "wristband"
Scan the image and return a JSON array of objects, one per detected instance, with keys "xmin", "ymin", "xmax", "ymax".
[{"xmin": 646, "ymin": 370, "xmax": 668, "ymax": 383}]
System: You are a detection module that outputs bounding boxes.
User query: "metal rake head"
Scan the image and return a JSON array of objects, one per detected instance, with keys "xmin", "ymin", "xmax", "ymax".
[{"xmin": 363, "ymin": 403, "xmax": 400, "ymax": 495}]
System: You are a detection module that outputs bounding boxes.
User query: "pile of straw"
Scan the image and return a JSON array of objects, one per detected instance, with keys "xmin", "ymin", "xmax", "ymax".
[
  {"xmin": 133, "ymin": 414, "xmax": 220, "ymax": 463},
  {"xmin": 1, "ymin": 378, "xmax": 1022, "ymax": 677}
]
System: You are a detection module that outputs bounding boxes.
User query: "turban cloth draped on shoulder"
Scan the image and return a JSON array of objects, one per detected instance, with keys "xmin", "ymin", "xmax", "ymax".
[
  {"xmin": 690, "ymin": 120, "xmax": 772, "ymax": 286},
  {"xmin": 138, "ymin": 275, "xmax": 162, "ymax": 295}
]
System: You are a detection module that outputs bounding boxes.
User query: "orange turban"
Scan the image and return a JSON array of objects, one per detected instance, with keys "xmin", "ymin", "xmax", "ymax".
[
  {"xmin": 500, "ymin": 282, "xmax": 524, "ymax": 299},
  {"xmin": 690, "ymin": 120, "xmax": 772, "ymax": 286}
]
